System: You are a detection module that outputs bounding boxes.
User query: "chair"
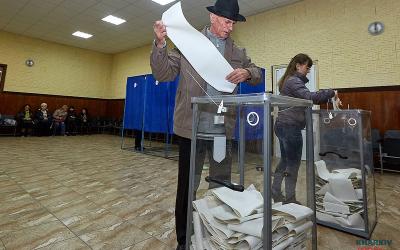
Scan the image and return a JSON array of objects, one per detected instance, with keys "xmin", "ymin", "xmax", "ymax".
[
  {"xmin": 95, "ymin": 117, "xmax": 113, "ymax": 134},
  {"xmin": 0, "ymin": 114, "xmax": 17, "ymax": 136},
  {"xmin": 379, "ymin": 130, "xmax": 400, "ymax": 173},
  {"xmin": 113, "ymin": 119, "xmax": 123, "ymax": 136},
  {"xmin": 91, "ymin": 117, "xmax": 102, "ymax": 134}
]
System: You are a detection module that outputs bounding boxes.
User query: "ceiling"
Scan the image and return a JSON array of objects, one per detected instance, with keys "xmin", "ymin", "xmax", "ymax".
[{"xmin": 0, "ymin": 0, "xmax": 300, "ymax": 54}]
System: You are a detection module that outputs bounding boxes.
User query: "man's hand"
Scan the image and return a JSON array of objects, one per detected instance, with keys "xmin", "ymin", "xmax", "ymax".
[
  {"xmin": 153, "ymin": 20, "xmax": 167, "ymax": 48},
  {"xmin": 226, "ymin": 68, "xmax": 250, "ymax": 84}
]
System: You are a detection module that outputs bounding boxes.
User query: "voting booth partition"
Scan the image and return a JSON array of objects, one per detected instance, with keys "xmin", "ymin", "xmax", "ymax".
[
  {"xmin": 121, "ymin": 69, "xmax": 265, "ymax": 159},
  {"xmin": 121, "ymin": 74, "xmax": 178, "ymax": 158}
]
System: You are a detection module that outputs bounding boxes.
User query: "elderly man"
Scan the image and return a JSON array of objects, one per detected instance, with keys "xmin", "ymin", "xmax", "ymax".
[
  {"xmin": 35, "ymin": 103, "xmax": 52, "ymax": 136},
  {"xmin": 151, "ymin": 0, "xmax": 262, "ymax": 249}
]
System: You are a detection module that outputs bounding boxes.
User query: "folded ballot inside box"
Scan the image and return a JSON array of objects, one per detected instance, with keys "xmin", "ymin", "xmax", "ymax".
[
  {"xmin": 192, "ymin": 185, "xmax": 314, "ymax": 250},
  {"xmin": 211, "ymin": 185, "xmax": 263, "ymax": 218},
  {"xmin": 315, "ymin": 160, "xmax": 366, "ymax": 229}
]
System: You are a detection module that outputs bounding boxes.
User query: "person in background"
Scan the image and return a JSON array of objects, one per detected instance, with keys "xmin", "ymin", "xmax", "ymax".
[
  {"xmin": 66, "ymin": 106, "xmax": 78, "ymax": 135},
  {"xmin": 17, "ymin": 104, "xmax": 34, "ymax": 137},
  {"xmin": 151, "ymin": 0, "xmax": 262, "ymax": 249},
  {"xmin": 35, "ymin": 103, "xmax": 52, "ymax": 136},
  {"xmin": 272, "ymin": 53, "xmax": 341, "ymax": 204},
  {"xmin": 134, "ymin": 130, "xmax": 142, "ymax": 151},
  {"xmin": 79, "ymin": 108, "xmax": 90, "ymax": 135},
  {"xmin": 53, "ymin": 105, "xmax": 68, "ymax": 136}
]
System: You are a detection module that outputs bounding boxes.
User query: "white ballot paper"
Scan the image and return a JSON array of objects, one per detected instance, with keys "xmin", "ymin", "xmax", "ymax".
[
  {"xmin": 272, "ymin": 203, "xmax": 313, "ymax": 223},
  {"xmin": 315, "ymin": 160, "xmax": 362, "ymax": 181},
  {"xmin": 162, "ymin": 2, "xmax": 237, "ymax": 93},
  {"xmin": 212, "ymin": 187, "xmax": 263, "ymax": 218},
  {"xmin": 316, "ymin": 211, "xmax": 365, "ymax": 230},
  {"xmin": 193, "ymin": 212, "xmax": 204, "ymax": 250},
  {"xmin": 210, "ymin": 204, "xmax": 264, "ymax": 224},
  {"xmin": 227, "ymin": 216, "xmax": 286, "ymax": 238},
  {"xmin": 323, "ymin": 192, "xmax": 350, "ymax": 215},
  {"xmin": 328, "ymin": 178, "xmax": 358, "ymax": 201}
]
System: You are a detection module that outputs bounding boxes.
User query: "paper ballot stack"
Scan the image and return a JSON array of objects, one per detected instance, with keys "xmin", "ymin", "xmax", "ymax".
[
  {"xmin": 315, "ymin": 160, "xmax": 365, "ymax": 230},
  {"xmin": 191, "ymin": 185, "xmax": 313, "ymax": 250}
]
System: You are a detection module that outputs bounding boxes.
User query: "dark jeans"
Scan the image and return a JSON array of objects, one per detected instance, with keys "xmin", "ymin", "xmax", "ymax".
[
  {"xmin": 175, "ymin": 136, "xmax": 232, "ymax": 246},
  {"xmin": 66, "ymin": 119, "xmax": 78, "ymax": 135},
  {"xmin": 53, "ymin": 121, "xmax": 66, "ymax": 135},
  {"xmin": 272, "ymin": 124, "xmax": 303, "ymax": 201},
  {"xmin": 19, "ymin": 120, "xmax": 33, "ymax": 136}
]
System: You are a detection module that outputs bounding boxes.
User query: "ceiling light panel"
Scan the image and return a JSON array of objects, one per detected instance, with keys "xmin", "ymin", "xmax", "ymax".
[
  {"xmin": 72, "ymin": 31, "xmax": 93, "ymax": 39},
  {"xmin": 101, "ymin": 15, "xmax": 126, "ymax": 25}
]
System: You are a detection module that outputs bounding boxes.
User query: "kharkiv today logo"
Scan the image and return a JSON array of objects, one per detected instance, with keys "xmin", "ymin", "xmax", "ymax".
[{"xmin": 356, "ymin": 239, "xmax": 392, "ymax": 250}]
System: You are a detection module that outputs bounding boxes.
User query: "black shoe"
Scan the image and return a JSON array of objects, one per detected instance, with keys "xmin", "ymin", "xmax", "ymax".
[{"xmin": 176, "ymin": 244, "xmax": 185, "ymax": 250}]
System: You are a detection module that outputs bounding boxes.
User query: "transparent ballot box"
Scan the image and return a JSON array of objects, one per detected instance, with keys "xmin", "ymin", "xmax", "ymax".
[
  {"xmin": 186, "ymin": 93, "xmax": 316, "ymax": 250},
  {"xmin": 313, "ymin": 110, "xmax": 377, "ymax": 238}
]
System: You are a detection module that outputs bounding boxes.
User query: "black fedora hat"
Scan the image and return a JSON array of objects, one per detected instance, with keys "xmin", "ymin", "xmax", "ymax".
[{"xmin": 206, "ymin": 0, "xmax": 246, "ymax": 22}]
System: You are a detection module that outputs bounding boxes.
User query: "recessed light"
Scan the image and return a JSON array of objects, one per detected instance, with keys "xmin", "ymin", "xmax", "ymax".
[
  {"xmin": 152, "ymin": 0, "xmax": 177, "ymax": 6},
  {"xmin": 72, "ymin": 31, "xmax": 93, "ymax": 39},
  {"xmin": 102, "ymin": 15, "xmax": 126, "ymax": 25}
]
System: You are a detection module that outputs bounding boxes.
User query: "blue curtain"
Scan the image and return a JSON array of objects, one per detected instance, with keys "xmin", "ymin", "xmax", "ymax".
[
  {"xmin": 144, "ymin": 75, "xmax": 171, "ymax": 133},
  {"xmin": 123, "ymin": 75, "xmax": 147, "ymax": 130},
  {"xmin": 124, "ymin": 74, "xmax": 178, "ymax": 134},
  {"xmin": 235, "ymin": 68, "xmax": 266, "ymax": 140},
  {"xmin": 238, "ymin": 68, "xmax": 266, "ymax": 94}
]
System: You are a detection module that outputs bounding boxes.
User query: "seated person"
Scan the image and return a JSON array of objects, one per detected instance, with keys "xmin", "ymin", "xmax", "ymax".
[
  {"xmin": 66, "ymin": 106, "xmax": 78, "ymax": 135},
  {"xmin": 17, "ymin": 104, "xmax": 34, "ymax": 137},
  {"xmin": 35, "ymin": 103, "xmax": 52, "ymax": 136},
  {"xmin": 79, "ymin": 108, "xmax": 90, "ymax": 135},
  {"xmin": 52, "ymin": 105, "xmax": 68, "ymax": 135}
]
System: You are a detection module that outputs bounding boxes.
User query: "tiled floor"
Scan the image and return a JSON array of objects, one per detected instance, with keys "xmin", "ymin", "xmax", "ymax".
[{"xmin": 0, "ymin": 135, "xmax": 398, "ymax": 250}]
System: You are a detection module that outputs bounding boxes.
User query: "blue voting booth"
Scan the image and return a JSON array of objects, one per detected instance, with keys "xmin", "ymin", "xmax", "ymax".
[
  {"xmin": 121, "ymin": 74, "xmax": 178, "ymax": 157},
  {"xmin": 121, "ymin": 68, "xmax": 265, "ymax": 156},
  {"xmin": 123, "ymin": 74, "xmax": 177, "ymax": 133}
]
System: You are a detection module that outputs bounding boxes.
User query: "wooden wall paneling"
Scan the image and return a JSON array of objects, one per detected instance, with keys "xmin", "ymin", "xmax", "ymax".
[
  {"xmin": 1, "ymin": 86, "xmax": 399, "ymax": 133},
  {"xmin": 334, "ymin": 87, "xmax": 400, "ymax": 134},
  {"xmin": 0, "ymin": 92, "xmax": 108, "ymax": 118},
  {"xmin": 105, "ymin": 99, "xmax": 125, "ymax": 121}
]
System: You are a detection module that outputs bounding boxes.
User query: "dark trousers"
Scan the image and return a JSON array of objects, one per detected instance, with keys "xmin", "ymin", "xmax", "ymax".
[
  {"xmin": 175, "ymin": 136, "xmax": 232, "ymax": 245},
  {"xmin": 36, "ymin": 120, "xmax": 51, "ymax": 136},
  {"xmin": 175, "ymin": 136, "xmax": 191, "ymax": 245},
  {"xmin": 272, "ymin": 124, "xmax": 303, "ymax": 201},
  {"xmin": 53, "ymin": 121, "xmax": 66, "ymax": 135},
  {"xmin": 66, "ymin": 119, "xmax": 78, "ymax": 135}
]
